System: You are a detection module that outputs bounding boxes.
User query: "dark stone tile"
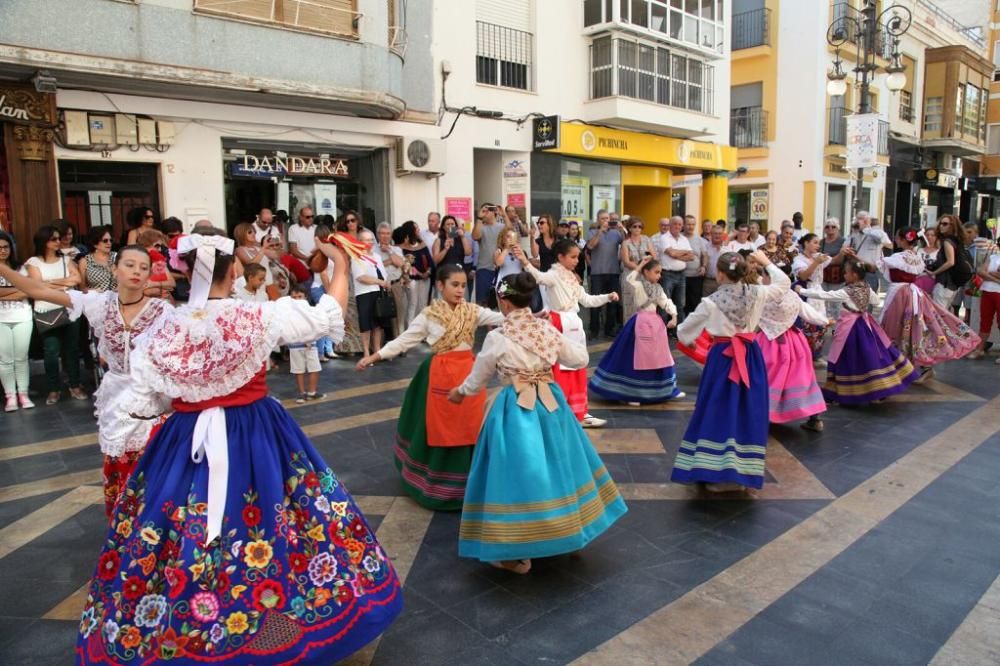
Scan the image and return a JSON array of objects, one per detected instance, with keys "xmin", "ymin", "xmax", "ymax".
[
  {"xmin": 404, "ymin": 547, "xmax": 500, "ymax": 609},
  {"xmin": 710, "ymin": 500, "xmax": 828, "ymax": 548},
  {"xmin": 443, "ymin": 587, "xmax": 546, "ymax": 639},
  {"xmin": 833, "ymin": 617, "xmax": 940, "ymax": 666},
  {"xmin": 372, "ymin": 609, "xmax": 492, "ymax": 666},
  {"xmin": 0, "ymin": 619, "xmax": 77, "ymax": 666},
  {"xmin": 0, "ymin": 491, "xmax": 65, "ymax": 530},
  {"xmin": 699, "ymin": 616, "xmax": 842, "ymax": 666}
]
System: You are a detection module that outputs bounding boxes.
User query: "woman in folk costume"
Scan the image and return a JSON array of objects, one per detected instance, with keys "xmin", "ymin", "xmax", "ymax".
[
  {"xmin": 75, "ymin": 229, "xmax": 401, "ymax": 665},
  {"xmin": 797, "ymin": 258, "xmax": 919, "ymax": 405},
  {"xmin": 517, "ymin": 239, "xmax": 619, "ymax": 428},
  {"xmin": 878, "ymin": 227, "xmax": 980, "ymax": 382},
  {"xmin": 0, "ymin": 246, "xmax": 170, "ymax": 518},
  {"xmin": 588, "ymin": 257, "xmax": 686, "ymax": 405},
  {"xmin": 751, "ymin": 257, "xmax": 830, "ymax": 433},
  {"xmin": 356, "ymin": 264, "xmax": 503, "ymax": 510},
  {"xmin": 670, "ymin": 250, "xmax": 790, "ymax": 492},
  {"xmin": 448, "ymin": 272, "xmax": 627, "ymax": 574}
]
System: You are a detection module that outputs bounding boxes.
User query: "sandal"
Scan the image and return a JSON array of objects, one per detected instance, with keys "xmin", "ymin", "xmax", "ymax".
[
  {"xmin": 801, "ymin": 417, "xmax": 824, "ymax": 433},
  {"xmin": 490, "ymin": 559, "xmax": 531, "ymax": 575},
  {"xmin": 46, "ymin": 391, "xmax": 60, "ymax": 405},
  {"xmin": 69, "ymin": 387, "xmax": 89, "ymax": 401}
]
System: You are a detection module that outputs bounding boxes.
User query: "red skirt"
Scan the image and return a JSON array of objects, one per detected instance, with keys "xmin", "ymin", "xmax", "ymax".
[
  {"xmin": 550, "ymin": 310, "xmax": 588, "ymax": 421},
  {"xmin": 101, "ymin": 451, "xmax": 143, "ymax": 519}
]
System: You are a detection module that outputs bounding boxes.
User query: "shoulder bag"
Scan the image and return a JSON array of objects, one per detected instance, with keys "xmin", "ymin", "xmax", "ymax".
[
  {"xmin": 373, "ymin": 267, "xmax": 397, "ymax": 320},
  {"xmin": 33, "ymin": 257, "xmax": 72, "ymax": 333}
]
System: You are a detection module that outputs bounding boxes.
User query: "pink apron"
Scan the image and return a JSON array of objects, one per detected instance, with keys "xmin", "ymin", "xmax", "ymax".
[{"xmin": 633, "ymin": 310, "xmax": 673, "ymax": 370}]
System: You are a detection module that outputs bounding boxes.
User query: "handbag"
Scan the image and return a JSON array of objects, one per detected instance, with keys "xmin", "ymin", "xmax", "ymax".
[
  {"xmin": 32, "ymin": 256, "xmax": 71, "ymax": 333},
  {"xmin": 373, "ymin": 267, "xmax": 397, "ymax": 319}
]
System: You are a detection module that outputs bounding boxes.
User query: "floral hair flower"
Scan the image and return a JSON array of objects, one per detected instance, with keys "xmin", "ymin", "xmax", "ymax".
[{"xmin": 496, "ymin": 281, "xmax": 520, "ymax": 298}]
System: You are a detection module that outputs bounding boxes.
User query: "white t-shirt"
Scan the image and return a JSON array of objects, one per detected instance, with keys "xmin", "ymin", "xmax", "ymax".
[
  {"xmin": 287, "ymin": 223, "xmax": 317, "ymax": 258},
  {"xmin": 0, "ymin": 267, "xmax": 32, "ymax": 323},
  {"xmin": 351, "ymin": 255, "xmax": 387, "ymax": 296},
  {"xmin": 24, "ymin": 256, "xmax": 74, "ymax": 312},
  {"xmin": 724, "ymin": 239, "xmax": 756, "ymax": 253},
  {"xmin": 420, "ymin": 228, "xmax": 439, "ymax": 256},
  {"xmin": 983, "ymin": 255, "xmax": 1000, "ymax": 294},
  {"xmin": 654, "ymin": 232, "xmax": 692, "ymax": 272},
  {"xmin": 232, "ymin": 277, "xmax": 268, "ymax": 303},
  {"xmin": 749, "ymin": 235, "xmax": 767, "ymax": 249},
  {"xmin": 254, "ymin": 223, "xmax": 283, "ymax": 246}
]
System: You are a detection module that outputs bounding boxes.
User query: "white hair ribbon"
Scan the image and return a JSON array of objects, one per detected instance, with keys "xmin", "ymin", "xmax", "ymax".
[{"xmin": 177, "ymin": 234, "xmax": 235, "ymax": 309}]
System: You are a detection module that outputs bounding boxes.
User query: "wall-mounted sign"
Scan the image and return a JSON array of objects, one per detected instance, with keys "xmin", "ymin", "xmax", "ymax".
[
  {"xmin": 0, "ymin": 86, "xmax": 52, "ymax": 125},
  {"xmin": 561, "ymin": 175, "xmax": 590, "ymax": 222},
  {"xmin": 846, "ymin": 113, "xmax": 879, "ymax": 170},
  {"xmin": 532, "ymin": 115, "xmax": 560, "ymax": 150},
  {"xmin": 750, "ymin": 188, "xmax": 769, "ymax": 221},
  {"xmin": 236, "ymin": 154, "xmax": 350, "ymax": 178}
]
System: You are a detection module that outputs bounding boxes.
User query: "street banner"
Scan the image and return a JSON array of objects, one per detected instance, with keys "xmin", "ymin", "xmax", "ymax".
[{"xmin": 846, "ymin": 113, "xmax": 879, "ymax": 170}]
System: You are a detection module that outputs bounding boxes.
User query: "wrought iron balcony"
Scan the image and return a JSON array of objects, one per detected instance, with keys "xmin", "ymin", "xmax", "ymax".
[
  {"xmin": 730, "ymin": 106, "xmax": 767, "ymax": 148},
  {"xmin": 731, "ymin": 8, "xmax": 770, "ymax": 50}
]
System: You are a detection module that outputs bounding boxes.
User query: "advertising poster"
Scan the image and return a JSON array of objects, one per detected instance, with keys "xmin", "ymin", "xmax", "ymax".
[
  {"xmin": 445, "ymin": 197, "xmax": 474, "ymax": 230},
  {"xmin": 749, "ymin": 189, "xmax": 769, "ymax": 221},
  {"xmin": 561, "ymin": 175, "xmax": 590, "ymax": 222},
  {"xmin": 846, "ymin": 113, "xmax": 879, "ymax": 170},
  {"xmin": 592, "ymin": 185, "xmax": 617, "ymax": 218},
  {"xmin": 314, "ymin": 183, "xmax": 338, "ymax": 217}
]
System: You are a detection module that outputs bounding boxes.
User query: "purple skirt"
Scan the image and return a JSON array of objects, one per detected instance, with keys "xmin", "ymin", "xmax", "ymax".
[{"xmin": 823, "ymin": 315, "xmax": 919, "ymax": 404}]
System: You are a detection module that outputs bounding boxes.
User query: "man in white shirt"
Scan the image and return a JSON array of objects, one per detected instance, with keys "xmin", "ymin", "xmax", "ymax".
[
  {"xmin": 724, "ymin": 221, "xmax": 755, "ymax": 253},
  {"xmin": 846, "ymin": 210, "xmax": 891, "ymax": 290},
  {"xmin": 653, "ymin": 216, "xmax": 693, "ymax": 324},
  {"xmin": 682, "ymin": 215, "xmax": 709, "ymax": 316},
  {"xmin": 703, "ymin": 224, "xmax": 726, "ymax": 296},
  {"xmin": 286, "ymin": 206, "xmax": 317, "ymax": 275},
  {"xmin": 253, "ymin": 207, "xmax": 284, "ymax": 247},
  {"xmin": 748, "ymin": 221, "xmax": 766, "ymax": 249},
  {"xmin": 421, "ymin": 212, "xmax": 441, "ymax": 252}
]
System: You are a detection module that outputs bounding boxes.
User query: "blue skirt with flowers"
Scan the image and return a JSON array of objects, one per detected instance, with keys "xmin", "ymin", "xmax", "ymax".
[{"xmin": 75, "ymin": 397, "xmax": 402, "ymax": 665}]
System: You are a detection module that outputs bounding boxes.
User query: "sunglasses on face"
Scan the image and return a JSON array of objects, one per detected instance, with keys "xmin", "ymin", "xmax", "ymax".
[
  {"xmin": 49, "ymin": 236, "xmax": 61, "ymax": 242},
  {"xmin": 100, "ymin": 238, "xmax": 112, "ymax": 243},
  {"xmin": 346, "ymin": 218, "xmax": 357, "ymax": 223},
  {"xmin": 143, "ymin": 214, "xmax": 154, "ymax": 219}
]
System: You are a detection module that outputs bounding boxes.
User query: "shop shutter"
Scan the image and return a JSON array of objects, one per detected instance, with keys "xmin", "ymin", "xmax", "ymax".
[{"xmin": 476, "ymin": 0, "xmax": 531, "ymax": 33}]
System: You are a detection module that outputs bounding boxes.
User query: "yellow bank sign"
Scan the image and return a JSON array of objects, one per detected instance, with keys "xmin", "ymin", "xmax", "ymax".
[{"xmin": 551, "ymin": 122, "xmax": 736, "ymax": 172}]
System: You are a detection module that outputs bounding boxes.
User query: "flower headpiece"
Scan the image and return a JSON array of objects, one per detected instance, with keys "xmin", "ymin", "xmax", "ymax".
[
  {"xmin": 902, "ymin": 229, "xmax": 919, "ymax": 244},
  {"xmin": 496, "ymin": 281, "xmax": 521, "ymax": 298}
]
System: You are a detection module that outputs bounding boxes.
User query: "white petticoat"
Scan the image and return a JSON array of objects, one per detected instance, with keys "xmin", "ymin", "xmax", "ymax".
[{"xmin": 94, "ymin": 371, "xmax": 159, "ymax": 459}]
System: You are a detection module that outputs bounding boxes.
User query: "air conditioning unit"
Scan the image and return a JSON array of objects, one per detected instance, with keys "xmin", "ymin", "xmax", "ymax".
[{"xmin": 396, "ymin": 137, "xmax": 446, "ymax": 174}]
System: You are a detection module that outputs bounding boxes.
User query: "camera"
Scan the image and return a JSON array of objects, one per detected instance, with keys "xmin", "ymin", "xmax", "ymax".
[
  {"xmin": 609, "ymin": 219, "xmax": 619, "ymax": 226},
  {"xmin": 448, "ymin": 228, "xmax": 459, "ymax": 239}
]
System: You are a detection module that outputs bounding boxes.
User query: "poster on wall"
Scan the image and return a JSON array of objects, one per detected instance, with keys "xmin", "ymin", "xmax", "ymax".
[
  {"xmin": 561, "ymin": 175, "xmax": 590, "ymax": 222},
  {"xmin": 592, "ymin": 185, "xmax": 617, "ymax": 219},
  {"xmin": 444, "ymin": 197, "xmax": 474, "ymax": 230},
  {"xmin": 749, "ymin": 189, "xmax": 769, "ymax": 221},
  {"xmin": 503, "ymin": 158, "xmax": 529, "ymax": 216},
  {"xmin": 314, "ymin": 183, "xmax": 338, "ymax": 217},
  {"xmin": 846, "ymin": 113, "xmax": 879, "ymax": 170}
]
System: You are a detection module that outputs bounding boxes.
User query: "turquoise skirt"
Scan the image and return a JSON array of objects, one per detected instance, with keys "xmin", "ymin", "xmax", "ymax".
[{"xmin": 458, "ymin": 383, "xmax": 628, "ymax": 562}]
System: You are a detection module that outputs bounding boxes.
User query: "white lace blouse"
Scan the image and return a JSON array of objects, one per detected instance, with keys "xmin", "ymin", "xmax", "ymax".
[
  {"xmin": 524, "ymin": 263, "xmax": 612, "ymax": 313},
  {"xmin": 456, "ymin": 327, "xmax": 589, "ymax": 396},
  {"xmin": 677, "ymin": 265, "xmax": 791, "ymax": 345}
]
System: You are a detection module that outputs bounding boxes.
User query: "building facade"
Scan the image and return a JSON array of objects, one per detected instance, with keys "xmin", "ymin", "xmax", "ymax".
[{"xmin": 729, "ymin": 0, "xmax": 990, "ymax": 236}]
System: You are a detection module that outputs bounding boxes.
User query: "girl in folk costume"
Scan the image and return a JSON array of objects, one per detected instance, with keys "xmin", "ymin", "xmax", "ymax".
[
  {"xmin": 517, "ymin": 239, "xmax": 619, "ymax": 428},
  {"xmin": 670, "ymin": 250, "xmax": 790, "ymax": 492},
  {"xmin": 878, "ymin": 227, "xmax": 980, "ymax": 381},
  {"xmin": 797, "ymin": 259, "xmax": 919, "ymax": 405},
  {"xmin": 448, "ymin": 273, "xmax": 627, "ymax": 574},
  {"xmin": 791, "ymin": 233, "xmax": 834, "ymax": 357},
  {"xmin": 751, "ymin": 257, "xmax": 830, "ymax": 432},
  {"xmin": 0, "ymin": 247, "xmax": 170, "ymax": 517},
  {"xmin": 588, "ymin": 257, "xmax": 686, "ymax": 405},
  {"xmin": 75, "ymin": 229, "xmax": 401, "ymax": 665},
  {"xmin": 356, "ymin": 264, "xmax": 503, "ymax": 510}
]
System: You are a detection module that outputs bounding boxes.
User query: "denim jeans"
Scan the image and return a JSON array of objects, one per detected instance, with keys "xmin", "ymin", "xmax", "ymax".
[
  {"xmin": 659, "ymin": 270, "xmax": 686, "ymax": 324},
  {"xmin": 475, "ymin": 268, "xmax": 496, "ymax": 306},
  {"xmin": 309, "ymin": 285, "xmax": 334, "ymax": 356}
]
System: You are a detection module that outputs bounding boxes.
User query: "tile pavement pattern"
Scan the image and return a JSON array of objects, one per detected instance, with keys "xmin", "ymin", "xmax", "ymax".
[{"xmin": 0, "ymin": 344, "xmax": 998, "ymax": 665}]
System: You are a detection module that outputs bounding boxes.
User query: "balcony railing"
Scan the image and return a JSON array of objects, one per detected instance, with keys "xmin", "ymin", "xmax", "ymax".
[
  {"xmin": 193, "ymin": 0, "xmax": 358, "ymax": 38},
  {"xmin": 476, "ymin": 21, "xmax": 534, "ymax": 91},
  {"xmin": 589, "ymin": 36, "xmax": 715, "ymax": 115},
  {"xmin": 730, "ymin": 106, "xmax": 767, "ymax": 147},
  {"xmin": 829, "ymin": 2, "xmax": 894, "ymax": 60},
  {"xmin": 829, "ymin": 107, "xmax": 889, "ymax": 156},
  {"xmin": 731, "ymin": 8, "xmax": 770, "ymax": 50}
]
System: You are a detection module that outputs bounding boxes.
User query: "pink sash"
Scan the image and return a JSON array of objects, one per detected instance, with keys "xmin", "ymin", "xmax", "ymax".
[
  {"xmin": 914, "ymin": 274, "xmax": 936, "ymax": 294},
  {"xmin": 716, "ymin": 333, "xmax": 756, "ymax": 387},
  {"xmin": 633, "ymin": 310, "xmax": 672, "ymax": 370},
  {"xmin": 828, "ymin": 311, "xmax": 892, "ymax": 364}
]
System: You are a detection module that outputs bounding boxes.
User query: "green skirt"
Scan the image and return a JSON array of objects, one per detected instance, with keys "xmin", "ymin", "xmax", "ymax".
[{"xmin": 394, "ymin": 354, "xmax": 475, "ymax": 511}]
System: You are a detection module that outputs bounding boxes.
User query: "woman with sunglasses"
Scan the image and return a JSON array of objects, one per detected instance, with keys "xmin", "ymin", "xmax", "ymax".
[
  {"xmin": 24, "ymin": 225, "xmax": 86, "ymax": 404},
  {"xmin": 0, "ymin": 231, "xmax": 33, "ymax": 411},
  {"xmin": 124, "ymin": 207, "xmax": 156, "ymax": 246},
  {"xmin": 927, "ymin": 215, "xmax": 971, "ymax": 310},
  {"xmin": 332, "ymin": 210, "xmax": 366, "ymax": 355},
  {"xmin": 79, "ymin": 226, "xmax": 117, "ymax": 293},
  {"xmin": 619, "ymin": 217, "xmax": 654, "ymax": 321}
]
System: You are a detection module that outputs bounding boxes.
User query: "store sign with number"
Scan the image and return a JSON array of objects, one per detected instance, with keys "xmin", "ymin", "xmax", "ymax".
[{"xmin": 561, "ymin": 175, "xmax": 590, "ymax": 222}]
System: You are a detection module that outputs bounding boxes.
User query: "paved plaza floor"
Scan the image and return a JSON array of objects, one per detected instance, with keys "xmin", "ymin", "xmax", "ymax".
[{"xmin": 0, "ymin": 342, "xmax": 998, "ymax": 665}]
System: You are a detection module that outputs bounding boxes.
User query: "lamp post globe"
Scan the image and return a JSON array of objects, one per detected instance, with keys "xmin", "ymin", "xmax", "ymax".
[
  {"xmin": 826, "ymin": 78, "xmax": 848, "ymax": 97},
  {"xmin": 885, "ymin": 70, "xmax": 906, "ymax": 92}
]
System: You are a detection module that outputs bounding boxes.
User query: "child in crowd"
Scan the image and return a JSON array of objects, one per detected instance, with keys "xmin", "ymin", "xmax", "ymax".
[
  {"xmin": 233, "ymin": 262, "xmax": 269, "ymax": 302},
  {"xmin": 589, "ymin": 256, "xmax": 685, "ymax": 405},
  {"xmin": 357, "ymin": 264, "xmax": 504, "ymax": 510},
  {"xmin": 448, "ymin": 272, "xmax": 627, "ymax": 574},
  {"xmin": 517, "ymin": 239, "xmax": 618, "ymax": 428},
  {"xmin": 285, "ymin": 284, "xmax": 325, "ymax": 402},
  {"xmin": 671, "ymin": 250, "xmax": 789, "ymax": 492},
  {"xmin": 797, "ymin": 258, "xmax": 919, "ymax": 404},
  {"xmin": 137, "ymin": 228, "xmax": 175, "ymax": 298}
]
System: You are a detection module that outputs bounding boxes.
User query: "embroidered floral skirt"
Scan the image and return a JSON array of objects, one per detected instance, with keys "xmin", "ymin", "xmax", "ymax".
[
  {"xmin": 394, "ymin": 354, "xmax": 476, "ymax": 511},
  {"xmin": 670, "ymin": 340, "xmax": 770, "ymax": 489},
  {"xmin": 102, "ymin": 450, "xmax": 144, "ymax": 520},
  {"xmin": 822, "ymin": 317, "xmax": 919, "ymax": 405},
  {"xmin": 76, "ymin": 398, "xmax": 402, "ymax": 665},
  {"xmin": 755, "ymin": 329, "xmax": 827, "ymax": 423},
  {"xmin": 879, "ymin": 285, "xmax": 981, "ymax": 366},
  {"xmin": 459, "ymin": 384, "xmax": 627, "ymax": 562},
  {"xmin": 588, "ymin": 314, "xmax": 681, "ymax": 404}
]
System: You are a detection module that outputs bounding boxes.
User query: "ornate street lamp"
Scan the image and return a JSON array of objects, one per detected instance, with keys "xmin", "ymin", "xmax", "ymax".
[{"xmin": 826, "ymin": 0, "xmax": 912, "ymax": 216}]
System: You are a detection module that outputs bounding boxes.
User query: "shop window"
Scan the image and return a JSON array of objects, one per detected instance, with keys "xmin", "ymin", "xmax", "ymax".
[
  {"xmin": 476, "ymin": 21, "xmax": 533, "ymax": 91},
  {"xmin": 192, "ymin": 0, "xmax": 359, "ymax": 38},
  {"xmin": 898, "ymin": 90, "xmax": 913, "ymax": 123}
]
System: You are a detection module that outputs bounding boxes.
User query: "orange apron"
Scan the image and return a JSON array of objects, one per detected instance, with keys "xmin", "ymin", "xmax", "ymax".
[{"xmin": 425, "ymin": 349, "xmax": 486, "ymax": 447}]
